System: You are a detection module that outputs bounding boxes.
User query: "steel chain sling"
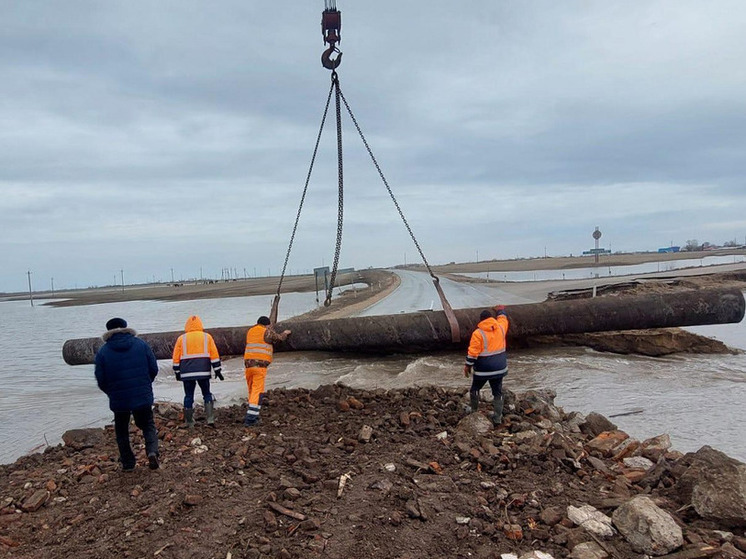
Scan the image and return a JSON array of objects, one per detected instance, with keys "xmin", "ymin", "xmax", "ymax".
[
  {"xmin": 338, "ymin": 88, "xmax": 461, "ymax": 342},
  {"xmin": 270, "ymin": 80, "xmax": 335, "ymax": 324},
  {"xmin": 274, "ymin": 1, "xmax": 460, "ymax": 343}
]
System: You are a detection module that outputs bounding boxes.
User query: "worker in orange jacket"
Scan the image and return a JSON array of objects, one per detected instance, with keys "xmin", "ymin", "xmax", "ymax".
[
  {"xmin": 243, "ymin": 316, "xmax": 291, "ymax": 426},
  {"xmin": 464, "ymin": 305, "xmax": 509, "ymax": 426},
  {"xmin": 172, "ymin": 315, "xmax": 223, "ymax": 427}
]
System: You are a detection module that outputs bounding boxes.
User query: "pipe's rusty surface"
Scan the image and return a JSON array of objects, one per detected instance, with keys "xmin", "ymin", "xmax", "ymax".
[{"xmin": 62, "ymin": 287, "xmax": 745, "ymax": 365}]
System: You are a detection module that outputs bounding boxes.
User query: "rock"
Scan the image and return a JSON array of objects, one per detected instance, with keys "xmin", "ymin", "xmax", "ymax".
[
  {"xmin": 518, "ymin": 552, "xmax": 555, "ymax": 559},
  {"xmin": 676, "ymin": 446, "xmax": 746, "ymax": 527},
  {"xmin": 283, "ymin": 488, "xmax": 301, "ymax": 500},
  {"xmin": 567, "ymin": 505, "xmax": 615, "ymax": 538},
  {"xmin": 539, "ymin": 506, "xmax": 565, "ymax": 526},
  {"xmin": 518, "ymin": 389, "xmax": 561, "ymax": 422},
  {"xmin": 337, "ymin": 400, "xmax": 350, "ymax": 412},
  {"xmin": 399, "ymin": 411, "xmax": 410, "ymax": 426},
  {"xmin": 183, "ymin": 494, "xmax": 203, "ymax": 506},
  {"xmin": 455, "ymin": 516, "xmax": 470, "ymax": 525},
  {"xmin": 515, "ymin": 431, "xmax": 539, "ymax": 443},
  {"xmin": 612, "ymin": 438, "xmax": 641, "ymax": 461},
  {"xmin": 720, "ymin": 543, "xmax": 746, "ymax": 558},
  {"xmin": 405, "ymin": 500, "xmax": 421, "ymax": 519},
  {"xmin": 504, "ymin": 523, "xmax": 523, "ymax": 540},
  {"xmin": 61, "ymin": 429, "xmax": 106, "ymax": 451},
  {"xmin": 586, "ymin": 456, "xmax": 612, "ymax": 475},
  {"xmin": 358, "ymin": 425, "xmax": 373, "ymax": 443},
  {"xmin": 21, "ymin": 490, "xmax": 50, "ymax": 512},
  {"xmin": 347, "ymin": 397, "xmax": 364, "ymax": 410},
  {"xmin": 569, "ymin": 542, "xmax": 608, "ymax": 559},
  {"xmin": 369, "ymin": 479, "xmax": 393, "ymax": 493},
  {"xmin": 263, "ymin": 510, "xmax": 278, "ymax": 532},
  {"xmin": 623, "ymin": 456, "xmax": 655, "ymax": 470},
  {"xmin": 580, "ymin": 412, "xmax": 617, "ymax": 437},
  {"xmin": 612, "ymin": 495, "xmax": 683, "ymax": 555},
  {"xmin": 640, "ymin": 434, "xmax": 672, "ymax": 462},
  {"xmin": 586, "ymin": 431, "xmax": 629, "ymax": 457},
  {"xmin": 455, "ymin": 413, "xmax": 493, "ymax": 438}
]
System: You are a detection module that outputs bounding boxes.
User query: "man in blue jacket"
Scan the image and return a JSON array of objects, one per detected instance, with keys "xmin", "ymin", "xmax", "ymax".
[{"xmin": 94, "ymin": 317, "xmax": 160, "ymax": 472}]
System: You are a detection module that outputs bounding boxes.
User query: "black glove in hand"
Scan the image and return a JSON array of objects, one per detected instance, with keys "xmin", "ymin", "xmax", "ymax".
[
  {"xmin": 215, "ymin": 370, "xmax": 224, "ymax": 381},
  {"xmin": 175, "ymin": 372, "xmax": 181, "ymax": 381}
]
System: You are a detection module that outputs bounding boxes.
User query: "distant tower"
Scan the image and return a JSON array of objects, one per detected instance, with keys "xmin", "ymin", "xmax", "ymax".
[{"xmin": 592, "ymin": 227, "xmax": 602, "ymax": 264}]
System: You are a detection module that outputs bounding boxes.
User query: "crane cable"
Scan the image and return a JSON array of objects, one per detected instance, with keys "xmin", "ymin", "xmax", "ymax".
[{"xmin": 272, "ymin": 3, "xmax": 460, "ymax": 343}]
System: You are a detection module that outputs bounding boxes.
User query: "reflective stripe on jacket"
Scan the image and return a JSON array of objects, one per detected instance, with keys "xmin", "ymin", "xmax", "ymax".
[
  {"xmin": 244, "ymin": 324, "xmax": 273, "ymax": 364},
  {"xmin": 466, "ymin": 313, "xmax": 509, "ymax": 375},
  {"xmin": 172, "ymin": 315, "xmax": 221, "ymax": 380}
]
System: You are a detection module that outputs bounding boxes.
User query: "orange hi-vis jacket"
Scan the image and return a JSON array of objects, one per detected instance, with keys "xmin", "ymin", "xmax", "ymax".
[
  {"xmin": 465, "ymin": 312, "xmax": 509, "ymax": 376},
  {"xmin": 244, "ymin": 324, "xmax": 273, "ymax": 366},
  {"xmin": 172, "ymin": 315, "xmax": 222, "ymax": 380}
]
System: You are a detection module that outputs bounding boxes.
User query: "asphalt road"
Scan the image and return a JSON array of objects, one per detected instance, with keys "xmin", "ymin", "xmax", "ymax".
[{"xmin": 356, "ymin": 270, "xmax": 534, "ymax": 316}]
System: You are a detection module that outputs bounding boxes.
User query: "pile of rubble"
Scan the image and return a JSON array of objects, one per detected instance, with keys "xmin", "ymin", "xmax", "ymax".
[{"xmin": 1, "ymin": 385, "xmax": 745, "ymax": 558}]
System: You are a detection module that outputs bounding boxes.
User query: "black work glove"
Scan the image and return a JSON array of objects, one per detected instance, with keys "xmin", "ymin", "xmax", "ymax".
[
  {"xmin": 215, "ymin": 370, "xmax": 224, "ymax": 381},
  {"xmin": 175, "ymin": 372, "xmax": 181, "ymax": 381}
]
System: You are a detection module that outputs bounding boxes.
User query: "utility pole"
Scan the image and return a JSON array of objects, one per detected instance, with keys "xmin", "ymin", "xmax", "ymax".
[
  {"xmin": 120, "ymin": 269, "xmax": 124, "ymax": 293},
  {"xmin": 50, "ymin": 277, "xmax": 54, "ymax": 295},
  {"xmin": 27, "ymin": 271, "xmax": 34, "ymax": 307},
  {"xmin": 171, "ymin": 268, "xmax": 174, "ymax": 283}
]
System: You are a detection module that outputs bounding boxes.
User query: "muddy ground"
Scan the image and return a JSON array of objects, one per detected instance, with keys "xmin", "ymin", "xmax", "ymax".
[{"xmin": 2, "ymin": 386, "xmax": 745, "ymax": 559}]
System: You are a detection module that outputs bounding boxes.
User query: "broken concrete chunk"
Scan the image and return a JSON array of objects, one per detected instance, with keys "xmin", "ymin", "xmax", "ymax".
[
  {"xmin": 612, "ymin": 495, "xmax": 683, "ymax": 555},
  {"xmin": 567, "ymin": 504, "xmax": 615, "ymax": 538}
]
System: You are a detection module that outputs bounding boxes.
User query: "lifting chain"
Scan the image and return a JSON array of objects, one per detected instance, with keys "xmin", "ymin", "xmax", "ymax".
[
  {"xmin": 325, "ymin": 71, "xmax": 344, "ymax": 307},
  {"xmin": 270, "ymin": 80, "xmax": 335, "ymax": 324},
  {"xmin": 273, "ymin": 2, "xmax": 460, "ymax": 343},
  {"xmin": 338, "ymin": 89, "xmax": 461, "ymax": 342}
]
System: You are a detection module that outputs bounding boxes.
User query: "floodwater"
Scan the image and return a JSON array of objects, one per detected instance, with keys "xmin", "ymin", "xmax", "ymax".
[
  {"xmin": 1, "ymin": 283, "xmax": 744, "ymax": 465},
  {"xmin": 461, "ymin": 254, "xmax": 746, "ymax": 282}
]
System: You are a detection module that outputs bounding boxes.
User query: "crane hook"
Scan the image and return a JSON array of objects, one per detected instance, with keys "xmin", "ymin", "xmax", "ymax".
[{"xmin": 321, "ymin": 46, "xmax": 342, "ymax": 70}]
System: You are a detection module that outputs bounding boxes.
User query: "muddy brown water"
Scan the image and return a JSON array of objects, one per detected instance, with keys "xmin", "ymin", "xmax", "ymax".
[{"xmin": 1, "ymin": 290, "xmax": 745, "ymax": 464}]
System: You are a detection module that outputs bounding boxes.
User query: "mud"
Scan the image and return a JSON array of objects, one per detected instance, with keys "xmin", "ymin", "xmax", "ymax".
[{"xmin": 2, "ymin": 386, "xmax": 745, "ymax": 559}]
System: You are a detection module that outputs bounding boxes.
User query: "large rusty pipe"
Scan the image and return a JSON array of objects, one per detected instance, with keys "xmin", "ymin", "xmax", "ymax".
[{"xmin": 62, "ymin": 287, "xmax": 745, "ymax": 365}]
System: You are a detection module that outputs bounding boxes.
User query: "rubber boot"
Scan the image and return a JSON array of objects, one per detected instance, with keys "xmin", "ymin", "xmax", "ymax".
[
  {"xmin": 205, "ymin": 400, "xmax": 215, "ymax": 426},
  {"xmin": 184, "ymin": 408, "xmax": 195, "ymax": 428},
  {"xmin": 492, "ymin": 395, "xmax": 504, "ymax": 426},
  {"xmin": 469, "ymin": 391, "xmax": 480, "ymax": 414}
]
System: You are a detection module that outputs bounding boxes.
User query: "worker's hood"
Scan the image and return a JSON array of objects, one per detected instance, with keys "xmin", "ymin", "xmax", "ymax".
[
  {"xmin": 184, "ymin": 315, "xmax": 204, "ymax": 333},
  {"xmin": 477, "ymin": 317, "xmax": 499, "ymax": 332}
]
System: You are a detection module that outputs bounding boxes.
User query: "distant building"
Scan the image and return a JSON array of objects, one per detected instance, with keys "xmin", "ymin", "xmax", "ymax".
[{"xmin": 657, "ymin": 246, "xmax": 681, "ymax": 253}]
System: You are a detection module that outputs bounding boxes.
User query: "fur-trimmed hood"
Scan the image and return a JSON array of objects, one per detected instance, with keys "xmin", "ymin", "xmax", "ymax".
[{"xmin": 102, "ymin": 327, "xmax": 138, "ymax": 343}]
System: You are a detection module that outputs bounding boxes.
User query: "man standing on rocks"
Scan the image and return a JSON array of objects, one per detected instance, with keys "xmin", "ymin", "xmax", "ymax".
[
  {"xmin": 172, "ymin": 315, "xmax": 223, "ymax": 428},
  {"xmin": 243, "ymin": 316, "xmax": 291, "ymax": 427},
  {"xmin": 464, "ymin": 306, "xmax": 509, "ymax": 426},
  {"xmin": 94, "ymin": 317, "xmax": 160, "ymax": 471}
]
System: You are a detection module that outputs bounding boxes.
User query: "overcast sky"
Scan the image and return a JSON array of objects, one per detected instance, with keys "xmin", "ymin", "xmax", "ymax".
[{"xmin": 2, "ymin": 1, "xmax": 745, "ymax": 293}]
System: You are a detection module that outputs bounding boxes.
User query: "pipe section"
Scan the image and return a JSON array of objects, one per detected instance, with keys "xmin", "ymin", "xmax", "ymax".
[{"xmin": 63, "ymin": 287, "xmax": 745, "ymax": 365}]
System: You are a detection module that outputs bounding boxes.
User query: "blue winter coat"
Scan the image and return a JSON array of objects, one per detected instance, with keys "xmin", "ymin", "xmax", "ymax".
[{"xmin": 94, "ymin": 328, "xmax": 158, "ymax": 412}]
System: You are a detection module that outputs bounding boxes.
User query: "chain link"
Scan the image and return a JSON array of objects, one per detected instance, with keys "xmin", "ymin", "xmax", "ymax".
[
  {"xmin": 325, "ymin": 72, "xmax": 344, "ymax": 306},
  {"xmin": 275, "ymin": 81, "xmax": 335, "ymax": 298},
  {"xmin": 338, "ymin": 89, "xmax": 437, "ymax": 280}
]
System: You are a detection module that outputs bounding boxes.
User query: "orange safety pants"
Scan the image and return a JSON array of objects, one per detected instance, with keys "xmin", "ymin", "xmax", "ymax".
[{"xmin": 244, "ymin": 366, "xmax": 267, "ymax": 422}]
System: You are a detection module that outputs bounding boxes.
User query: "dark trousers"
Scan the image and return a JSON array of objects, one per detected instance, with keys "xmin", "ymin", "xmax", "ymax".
[
  {"xmin": 470, "ymin": 374, "xmax": 505, "ymax": 400},
  {"xmin": 114, "ymin": 406, "xmax": 158, "ymax": 468},
  {"xmin": 182, "ymin": 378, "xmax": 212, "ymax": 409}
]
